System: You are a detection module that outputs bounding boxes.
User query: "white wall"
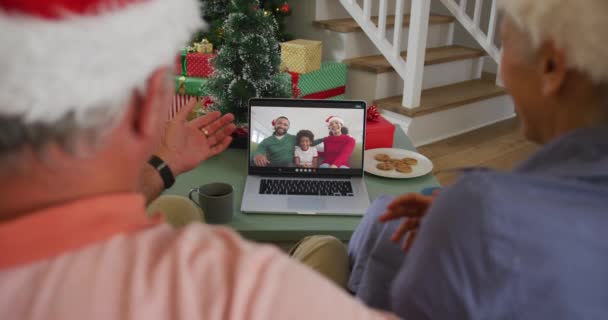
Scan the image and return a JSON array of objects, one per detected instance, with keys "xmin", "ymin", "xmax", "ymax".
[{"xmin": 250, "ymin": 106, "xmax": 365, "ymax": 144}]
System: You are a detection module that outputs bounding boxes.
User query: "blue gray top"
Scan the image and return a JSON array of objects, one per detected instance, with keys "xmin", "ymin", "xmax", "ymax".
[{"xmin": 349, "ymin": 124, "xmax": 608, "ymax": 319}]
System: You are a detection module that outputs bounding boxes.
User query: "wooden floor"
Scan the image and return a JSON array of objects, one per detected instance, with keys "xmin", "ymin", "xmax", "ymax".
[{"xmin": 417, "ymin": 117, "xmax": 539, "ymax": 186}]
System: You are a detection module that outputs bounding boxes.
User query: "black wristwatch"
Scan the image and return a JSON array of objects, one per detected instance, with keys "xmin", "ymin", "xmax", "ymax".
[{"xmin": 148, "ymin": 155, "xmax": 175, "ymax": 189}]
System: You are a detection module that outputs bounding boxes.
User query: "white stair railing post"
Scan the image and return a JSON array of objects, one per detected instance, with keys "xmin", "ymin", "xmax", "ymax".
[
  {"xmin": 473, "ymin": 0, "xmax": 483, "ymax": 27},
  {"xmin": 392, "ymin": 0, "xmax": 406, "ymax": 57},
  {"xmin": 378, "ymin": 0, "xmax": 388, "ymax": 39},
  {"xmin": 402, "ymin": 0, "xmax": 431, "ymax": 108},
  {"xmin": 460, "ymin": 0, "xmax": 468, "ymax": 10},
  {"xmin": 363, "ymin": 0, "xmax": 372, "ymax": 20},
  {"xmin": 486, "ymin": 0, "xmax": 498, "ymax": 47}
]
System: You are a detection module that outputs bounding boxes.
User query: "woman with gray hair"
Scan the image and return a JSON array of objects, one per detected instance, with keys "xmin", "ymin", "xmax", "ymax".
[{"xmin": 348, "ymin": 1, "xmax": 608, "ymax": 319}]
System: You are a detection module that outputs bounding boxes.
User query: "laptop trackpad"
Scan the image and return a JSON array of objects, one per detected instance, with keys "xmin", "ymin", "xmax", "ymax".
[{"xmin": 287, "ymin": 197, "xmax": 327, "ymax": 211}]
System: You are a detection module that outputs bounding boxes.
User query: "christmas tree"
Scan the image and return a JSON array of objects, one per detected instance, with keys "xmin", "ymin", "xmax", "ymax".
[
  {"xmin": 193, "ymin": 0, "xmax": 229, "ymax": 48},
  {"xmin": 259, "ymin": 0, "xmax": 293, "ymax": 42},
  {"xmin": 204, "ymin": 0, "xmax": 291, "ymax": 123},
  {"xmin": 194, "ymin": 0, "xmax": 292, "ymax": 48}
]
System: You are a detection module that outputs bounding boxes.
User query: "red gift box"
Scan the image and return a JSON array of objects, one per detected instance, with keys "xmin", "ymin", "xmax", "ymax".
[
  {"xmin": 175, "ymin": 52, "xmax": 215, "ymax": 78},
  {"xmin": 365, "ymin": 115, "xmax": 395, "ymax": 150}
]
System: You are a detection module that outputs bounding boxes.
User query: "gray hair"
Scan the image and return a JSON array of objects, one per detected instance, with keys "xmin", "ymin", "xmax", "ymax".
[{"xmin": 0, "ymin": 104, "xmax": 126, "ymax": 167}]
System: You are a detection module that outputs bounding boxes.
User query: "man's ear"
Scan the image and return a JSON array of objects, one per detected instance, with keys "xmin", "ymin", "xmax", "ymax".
[
  {"xmin": 129, "ymin": 67, "xmax": 172, "ymax": 140},
  {"xmin": 538, "ymin": 41, "xmax": 567, "ymax": 97}
]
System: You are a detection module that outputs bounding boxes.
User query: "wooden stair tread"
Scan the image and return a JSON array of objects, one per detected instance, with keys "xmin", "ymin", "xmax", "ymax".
[
  {"xmin": 313, "ymin": 14, "xmax": 454, "ymax": 33},
  {"xmin": 375, "ymin": 79, "xmax": 507, "ymax": 117},
  {"xmin": 344, "ymin": 45, "xmax": 487, "ymax": 73}
]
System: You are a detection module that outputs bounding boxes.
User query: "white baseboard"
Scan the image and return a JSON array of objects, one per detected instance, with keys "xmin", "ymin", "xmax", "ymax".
[
  {"xmin": 379, "ymin": 95, "xmax": 515, "ymax": 147},
  {"xmin": 413, "ymin": 113, "xmax": 516, "ymax": 147}
]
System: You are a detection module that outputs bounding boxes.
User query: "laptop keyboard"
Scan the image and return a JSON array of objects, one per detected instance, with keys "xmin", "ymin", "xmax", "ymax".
[{"xmin": 259, "ymin": 179, "xmax": 354, "ymax": 196}]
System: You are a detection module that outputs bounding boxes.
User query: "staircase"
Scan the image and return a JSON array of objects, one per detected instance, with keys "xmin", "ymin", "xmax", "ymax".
[{"xmin": 286, "ymin": 0, "xmax": 514, "ymax": 146}]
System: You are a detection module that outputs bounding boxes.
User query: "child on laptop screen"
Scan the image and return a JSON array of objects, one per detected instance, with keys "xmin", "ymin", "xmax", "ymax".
[{"xmin": 294, "ymin": 130, "xmax": 319, "ymax": 168}]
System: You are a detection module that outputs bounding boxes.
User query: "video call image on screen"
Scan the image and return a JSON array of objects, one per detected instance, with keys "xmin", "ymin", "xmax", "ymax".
[{"xmin": 249, "ymin": 106, "xmax": 365, "ymax": 170}]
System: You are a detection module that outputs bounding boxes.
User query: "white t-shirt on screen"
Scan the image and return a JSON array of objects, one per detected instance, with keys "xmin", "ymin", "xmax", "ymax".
[{"xmin": 294, "ymin": 146, "xmax": 318, "ymax": 166}]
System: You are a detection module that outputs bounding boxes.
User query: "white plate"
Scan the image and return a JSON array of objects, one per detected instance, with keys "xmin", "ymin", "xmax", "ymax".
[{"xmin": 364, "ymin": 148, "xmax": 433, "ymax": 179}]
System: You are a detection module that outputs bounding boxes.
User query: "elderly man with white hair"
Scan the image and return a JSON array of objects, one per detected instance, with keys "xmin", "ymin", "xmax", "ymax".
[
  {"xmin": 348, "ymin": 0, "xmax": 608, "ymax": 319},
  {"xmin": 0, "ymin": 0, "xmax": 400, "ymax": 319}
]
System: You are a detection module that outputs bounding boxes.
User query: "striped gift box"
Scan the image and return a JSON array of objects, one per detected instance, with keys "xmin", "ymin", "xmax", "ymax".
[{"xmin": 169, "ymin": 95, "xmax": 205, "ymax": 120}]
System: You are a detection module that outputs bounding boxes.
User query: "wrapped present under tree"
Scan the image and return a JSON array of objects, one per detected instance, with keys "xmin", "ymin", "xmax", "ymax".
[
  {"xmin": 289, "ymin": 62, "xmax": 346, "ymax": 100},
  {"xmin": 280, "ymin": 39, "xmax": 322, "ymax": 74},
  {"xmin": 170, "ymin": 76, "xmax": 210, "ymax": 120},
  {"xmin": 175, "ymin": 49, "xmax": 215, "ymax": 78}
]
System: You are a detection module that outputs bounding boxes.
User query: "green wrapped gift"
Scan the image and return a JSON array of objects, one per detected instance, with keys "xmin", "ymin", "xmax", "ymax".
[
  {"xmin": 289, "ymin": 62, "xmax": 347, "ymax": 99},
  {"xmin": 174, "ymin": 76, "xmax": 209, "ymax": 96}
]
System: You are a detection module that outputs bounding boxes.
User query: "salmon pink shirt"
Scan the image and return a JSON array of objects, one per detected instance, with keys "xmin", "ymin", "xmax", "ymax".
[{"xmin": 0, "ymin": 193, "xmax": 397, "ymax": 320}]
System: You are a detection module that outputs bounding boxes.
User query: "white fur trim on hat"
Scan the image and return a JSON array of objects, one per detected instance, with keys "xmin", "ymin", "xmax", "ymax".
[
  {"xmin": 498, "ymin": 0, "xmax": 608, "ymax": 83},
  {"xmin": 0, "ymin": 0, "xmax": 204, "ymax": 125},
  {"xmin": 325, "ymin": 116, "xmax": 344, "ymax": 127}
]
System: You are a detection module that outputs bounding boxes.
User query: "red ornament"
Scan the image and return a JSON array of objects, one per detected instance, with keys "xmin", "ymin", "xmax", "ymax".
[
  {"xmin": 367, "ymin": 105, "xmax": 381, "ymax": 122},
  {"xmin": 202, "ymin": 96, "xmax": 214, "ymax": 109},
  {"xmin": 280, "ymin": 2, "xmax": 290, "ymax": 13},
  {"xmin": 253, "ymin": 4, "xmax": 259, "ymax": 11},
  {"xmin": 233, "ymin": 125, "xmax": 249, "ymax": 138}
]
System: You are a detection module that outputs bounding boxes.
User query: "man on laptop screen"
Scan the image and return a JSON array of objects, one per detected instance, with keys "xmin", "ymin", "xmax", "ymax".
[{"xmin": 252, "ymin": 116, "xmax": 296, "ymax": 167}]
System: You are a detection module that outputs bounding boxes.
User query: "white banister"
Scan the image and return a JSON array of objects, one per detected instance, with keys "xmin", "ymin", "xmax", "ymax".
[
  {"xmin": 402, "ymin": 0, "xmax": 430, "ymax": 108},
  {"xmin": 440, "ymin": 0, "xmax": 501, "ymax": 62},
  {"xmin": 392, "ymin": 0, "xmax": 405, "ymax": 58},
  {"xmin": 338, "ymin": 0, "xmax": 408, "ymax": 80},
  {"xmin": 378, "ymin": 0, "xmax": 388, "ymax": 39}
]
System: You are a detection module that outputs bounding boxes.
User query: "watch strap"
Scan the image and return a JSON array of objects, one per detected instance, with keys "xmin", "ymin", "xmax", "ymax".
[{"xmin": 148, "ymin": 155, "xmax": 175, "ymax": 189}]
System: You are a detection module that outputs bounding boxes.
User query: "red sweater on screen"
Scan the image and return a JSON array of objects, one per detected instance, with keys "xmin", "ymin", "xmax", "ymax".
[{"xmin": 322, "ymin": 134, "xmax": 355, "ymax": 168}]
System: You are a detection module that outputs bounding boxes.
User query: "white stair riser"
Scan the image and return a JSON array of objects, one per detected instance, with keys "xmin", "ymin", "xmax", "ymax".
[
  {"xmin": 347, "ymin": 57, "xmax": 483, "ymax": 102},
  {"xmin": 381, "ymin": 95, "xmax": 515, "ymax": 147},
  {"xmin": 321, "ymin": 23, "xmax": 452, "ymax": 61},
  {"xmin": 315, "ymin": 0, "xmax": 411, "ymax": 21}
]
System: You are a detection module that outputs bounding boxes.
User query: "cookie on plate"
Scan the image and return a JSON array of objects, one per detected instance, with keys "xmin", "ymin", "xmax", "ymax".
[
  {"xmin": 401, "ymin": 157, "xmax": 418, "ymax": 165},
  {"xmin": 376, "ymin": 162, "xmax": 394, "ymax": 171},
  {"xmin": 388, "ymin": 158, "xmax": 402, "ymax": 166},
  {"xmin": 395, "ymin": 163, "xmax": 413, "ymax": 173},
  {"xmin": 374, "ymin": 153, "xmax": 391, "ymax": 161}
]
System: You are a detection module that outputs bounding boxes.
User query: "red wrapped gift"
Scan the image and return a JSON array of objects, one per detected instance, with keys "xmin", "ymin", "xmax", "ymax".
[
  {"xmin": 175, "ymin": 51, "xmax": 215, "ymax": 78},
  {"xmin": 365, "ymin": 115, "xmax": 395, "ymax": 150}
]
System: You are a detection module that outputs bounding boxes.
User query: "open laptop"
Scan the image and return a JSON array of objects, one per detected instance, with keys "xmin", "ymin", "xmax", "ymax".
[{"xmin": 241, "ymin": 98, "xmax": 370, "ymax": 216}]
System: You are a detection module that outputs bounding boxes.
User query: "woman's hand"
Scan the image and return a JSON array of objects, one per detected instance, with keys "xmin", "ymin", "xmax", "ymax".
[{"xmin": 379, "ymin": 192, "xmax": 438, "ymax": 251}]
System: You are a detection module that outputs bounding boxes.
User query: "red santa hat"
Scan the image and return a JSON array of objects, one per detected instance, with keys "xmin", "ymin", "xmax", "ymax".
[
  {"xmin": 272, "ymin": 116, "xmax": 289, "ymax": 127},
  {"xmin": 0, "ymin": 0, "xmax": 203, "ymax": 124},
  {"xmin": 325, "ymin": 115, "xmax": 344, "ymax": 127}
]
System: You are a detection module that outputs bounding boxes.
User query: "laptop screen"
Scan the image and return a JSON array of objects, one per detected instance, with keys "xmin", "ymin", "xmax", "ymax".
[{"xmin": 248, "ymin": 99, "xmax": 367, "ymax": 177}]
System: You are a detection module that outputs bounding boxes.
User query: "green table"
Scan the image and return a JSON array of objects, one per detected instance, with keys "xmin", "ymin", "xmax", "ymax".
[{"xmin": 165, "ymin": 126, "xmax": 439, "ymax": 241}]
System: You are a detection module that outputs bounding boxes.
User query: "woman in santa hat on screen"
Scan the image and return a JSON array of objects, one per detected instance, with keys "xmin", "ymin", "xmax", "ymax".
[{"xmin": 319, "ymin": 116, "xmax": 355, "ymax": 169}]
